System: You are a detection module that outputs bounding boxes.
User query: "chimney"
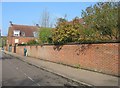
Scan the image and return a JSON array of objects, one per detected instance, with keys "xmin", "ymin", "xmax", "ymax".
[
  {"xmin": 36, "ymin": 24, "xmax": 39, "ymax": 27},
  {"xmin": 9, "ymin": 21, "xmax": 13, "ymax": 26}
]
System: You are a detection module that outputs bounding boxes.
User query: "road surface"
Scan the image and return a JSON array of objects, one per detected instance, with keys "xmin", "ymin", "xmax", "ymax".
[{"xmin": 2, "ymin": 52, "xmax": 88, "ymax": 87}]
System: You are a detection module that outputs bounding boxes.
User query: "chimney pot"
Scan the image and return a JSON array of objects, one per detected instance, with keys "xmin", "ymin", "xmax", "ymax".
[
  {"xmin": 9, "ymin": 21, "xmax": 13, "ymax": 26},
  {"xmin": 36, "ymin": 24, "xmax": 39, "ymax": 27}
]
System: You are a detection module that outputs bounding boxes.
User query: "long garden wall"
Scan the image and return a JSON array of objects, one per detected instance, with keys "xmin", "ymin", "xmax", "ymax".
[{"xmin": 14, "ymin": 43, "xmax": 120, "ymax": 76}]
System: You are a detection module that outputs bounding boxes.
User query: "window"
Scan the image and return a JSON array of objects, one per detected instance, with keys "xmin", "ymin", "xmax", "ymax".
[
  {"xmin": 15, "ymin": 39, "xmax": 19, "ymax": 43},
  {"xmin": 22, "ymin": 32, "xmax": 25, "ymax": 36},
  {"xmin": 14, "ymin": 30, "xmax": 20, "ymax": 36},
  {"xmin": 33, "ymin": 31, "xmax": 38, "ymax": 38},
  {"xmin": 14, "ymin": 34, "xmax": 19, "ymax": 36}
]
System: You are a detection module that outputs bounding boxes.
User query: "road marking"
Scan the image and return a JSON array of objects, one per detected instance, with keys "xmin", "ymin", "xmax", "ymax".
[
  {"xmin": 27, "ymin": 75, "xmax": 41, "ymax": 86},
  {"xmin": 23, "ymin": 72, "xmax": 41, "ymax": 86},
  {"xmin": 28, "ymin": 76, "xmax": 34, "ymax": 82},
  {"xmin": 36, "ymin": 83, "xmax": 41, "ymax": 86},
  {"xmin": 4, "ymin": 56, "xmax": 41, "ymax": 86}
]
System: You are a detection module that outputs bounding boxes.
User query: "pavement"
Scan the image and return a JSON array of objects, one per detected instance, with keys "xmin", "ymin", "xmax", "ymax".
[{"xmin": 4, "ymin": 50, "xmax": 120, "ymax": 87}]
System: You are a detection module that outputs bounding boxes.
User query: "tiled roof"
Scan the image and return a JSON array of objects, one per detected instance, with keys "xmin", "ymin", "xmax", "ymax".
[
  {"xmin": 78, "ymin": 18, "xmax": 84, "ymax": 24},
  {"xmin": 68, "ymin": 18, "xmax": 84, "ymax": 24},
  {"xmin": 8, "ymin": 24, "xmax": 39, "ymax": 37}
]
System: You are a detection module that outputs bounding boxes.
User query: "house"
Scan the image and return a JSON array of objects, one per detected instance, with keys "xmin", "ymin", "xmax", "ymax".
[
  {"xmin": 69, "ymin": 18, "xmax": 85, "ymax": 25},
  {"xmin": 7, "ymin": 21, "xmax": 39, "ymax": 52}
]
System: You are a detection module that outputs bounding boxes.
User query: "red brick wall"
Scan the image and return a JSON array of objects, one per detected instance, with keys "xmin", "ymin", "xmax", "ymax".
[{"xmin": 15, "ymin": 43, "xmax": 119, "ymax": 76}]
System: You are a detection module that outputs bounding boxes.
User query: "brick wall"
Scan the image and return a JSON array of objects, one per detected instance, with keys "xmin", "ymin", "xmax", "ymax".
[{"xmin": 15, "ymin": 43, "xmax": 119, "ymax": 76}]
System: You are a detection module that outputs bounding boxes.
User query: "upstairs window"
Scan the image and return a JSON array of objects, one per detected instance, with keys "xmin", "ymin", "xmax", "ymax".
[
  {"xmin": 14, "ymin": 34, "xmax": 19, "ymax": 36},
  {"xmin": 33, "ymin": 31, "xmax": 38, "ymax": 38},
  {"xmin": 22, "ymin": 32, "xmax": 25, "ymax": 37},
  {"xmin": 13, "ymin": 30, "xmax": 20, "ymax": 36}
]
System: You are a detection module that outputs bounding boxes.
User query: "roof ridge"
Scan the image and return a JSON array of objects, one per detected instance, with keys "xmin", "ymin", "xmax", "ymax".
[{"xmin": 12, "ymin": 24, "xmax": 38, "ymax": 27}]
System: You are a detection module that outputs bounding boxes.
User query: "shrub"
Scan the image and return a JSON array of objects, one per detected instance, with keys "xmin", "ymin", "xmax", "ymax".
[
  {"xmin": 52, "ymin": 18, "xmax": 82, "ymax": 44},
  {"xmin": 27, "ymin": 39, "xmax": 39, "ymax": 45}
]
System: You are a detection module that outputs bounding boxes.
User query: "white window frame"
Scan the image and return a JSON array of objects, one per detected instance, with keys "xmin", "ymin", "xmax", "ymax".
[{"xmin": 14, "ymin": 30, "xmax": 20, "ymax": 36}]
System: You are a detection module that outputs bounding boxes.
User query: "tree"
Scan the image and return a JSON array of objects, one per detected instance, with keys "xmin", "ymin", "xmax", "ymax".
[
  {"xmin": 55, "ymin": 14, "xmax": 68, "ymax": 27},
  {"xmin": 52, "ymin": 17, "xmax": 83, "ymax": 44},
  {"xmin": 40, "ymin": 9, "xmax": 50, "ymax": 28},
  {"xmin": 81, "ymin": 2, "xmax": 119, "ymax": 41},
  {"xmin": 39, "ymin": 27, "xmax": 52, "ymax": 44}
]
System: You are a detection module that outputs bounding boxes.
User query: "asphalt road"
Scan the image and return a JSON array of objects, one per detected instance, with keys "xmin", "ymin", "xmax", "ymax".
[{"xmin": 2, "ymin": 53, "xmax": 88, "ymax": 87}]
